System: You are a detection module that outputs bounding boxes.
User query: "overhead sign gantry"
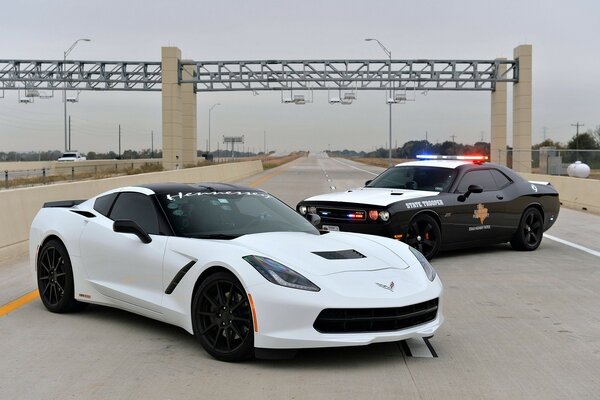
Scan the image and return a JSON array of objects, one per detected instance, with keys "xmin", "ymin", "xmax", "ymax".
[{"xmin": 0, "ymin": 44, "xmax": 531, "ymax": 171}]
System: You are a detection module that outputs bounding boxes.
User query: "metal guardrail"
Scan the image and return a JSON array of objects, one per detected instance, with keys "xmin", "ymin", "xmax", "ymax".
[{"xmin": 2, "ymin": 160, "xmax": 162, "ymax": 189}]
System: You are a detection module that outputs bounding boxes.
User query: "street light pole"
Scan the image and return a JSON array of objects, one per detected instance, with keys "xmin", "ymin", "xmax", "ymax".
[
  {"xmin": 365, "ymin": 38, "xmax": 393, "ymax": 166},
  {"xmin": 63, "ymin": 38, "xmax": 90, "ymax": 152},
  {"xmin": 208, "ymin": 103, "xmax": 221, "ymax": 156}
]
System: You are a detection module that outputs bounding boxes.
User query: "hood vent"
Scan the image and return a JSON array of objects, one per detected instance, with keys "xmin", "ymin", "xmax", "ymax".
[{"xmin": 312, "ymin": 249, "xmax": 366, "ymax": 260}]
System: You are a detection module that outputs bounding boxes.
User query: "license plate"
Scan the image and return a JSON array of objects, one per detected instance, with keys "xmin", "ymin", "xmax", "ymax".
[{"xmin": 322, "ymin": 225, "xmax": 340, "ymax": 232}]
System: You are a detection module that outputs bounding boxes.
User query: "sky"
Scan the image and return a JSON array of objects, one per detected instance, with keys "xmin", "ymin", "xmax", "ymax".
[{"xmin": 0, "ymin": 0, "xmax": 598, "ymax": 154}]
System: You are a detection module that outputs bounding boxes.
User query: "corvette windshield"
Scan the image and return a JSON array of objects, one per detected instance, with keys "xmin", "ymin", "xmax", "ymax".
[
  {"xmin": 158, "ymin": 191, "xmax": 319, "ymax": 238},
  {"xmin": 366, "ymin": 166, "xmax": 456, "ymax": 192}
]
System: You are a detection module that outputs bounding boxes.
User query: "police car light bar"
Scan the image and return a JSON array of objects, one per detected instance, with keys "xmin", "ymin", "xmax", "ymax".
[{"xmin": 416, "ymin": 154, "xmax": 489, "ymax": 161}]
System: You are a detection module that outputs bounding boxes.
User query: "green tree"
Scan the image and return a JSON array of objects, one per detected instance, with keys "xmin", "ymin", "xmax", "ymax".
[{"xmin": 567, "ymin": 132, "xmax": 599, "ymax": 150}]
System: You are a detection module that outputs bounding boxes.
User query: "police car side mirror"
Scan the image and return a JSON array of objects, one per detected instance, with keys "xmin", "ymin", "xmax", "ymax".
[
  {"xmin": 307, "ymin": 213, "xmax": 321, "ymax": 227},
  {"xmin": 457, "ymin": 184, "xmax": 483, "ymax": 202},
  {"xmin": 365, "ymin": 180, "xmax": 372, "ymax": 186}
]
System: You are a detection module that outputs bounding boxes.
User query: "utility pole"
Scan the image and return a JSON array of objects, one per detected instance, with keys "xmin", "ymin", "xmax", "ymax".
[
  {"xmin": 450, "ymin": 134, "xmax": 457, "ymax": 155},
  {"xmin": 571, "ymin": 122, "xmax": 584, "ymax": 160},
  {"xmin": 571, "ymin": 122, "xmax": 584, "ymax": 149},
  {"xmin": 118, "ymin": 124, "xmax": 121, "ymax": 159},
  {"xmin": 542, "ymin": 126, "xmax": 548, "ymax": 140},
  {"xmin": 151, "ymin": 130, "xmax": 154, "ymax": 158},
  {"xmin": 68, "ymin": 116, "xmax": 71, "ymax": 150},
  {"xmin": 263, "ymin": 130, "xmax": 266, "ymax": 155}
]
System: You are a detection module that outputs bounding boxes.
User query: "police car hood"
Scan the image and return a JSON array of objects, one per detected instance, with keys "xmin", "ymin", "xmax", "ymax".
[{"xmin": 304, "ymin": 187, "xmax": 440, "ymax": 207}]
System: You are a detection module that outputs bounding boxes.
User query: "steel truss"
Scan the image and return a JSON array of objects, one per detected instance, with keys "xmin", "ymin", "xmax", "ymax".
[
  {"xmin": 182, "ymin": 59, "xmax": 517, "ymax": 92},
  {"xmin": 0, "ymin": 60, "xmax": 162, "ymax": 91},
  {"xmin": 0, "ymin": 59, "xmax": 517, "ymax": 92}
]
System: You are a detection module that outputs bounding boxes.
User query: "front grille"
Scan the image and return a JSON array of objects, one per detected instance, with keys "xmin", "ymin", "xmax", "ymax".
[
  {"xmin": 317, "ymin": 207, "xmax": 366, "ymax": 221},
  {"xmin": 313, "ymin": 298, "xmax": 439, "ymax": 333}
]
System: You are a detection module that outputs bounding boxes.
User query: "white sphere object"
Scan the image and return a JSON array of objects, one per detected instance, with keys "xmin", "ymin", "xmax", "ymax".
[{"xmin": 567, "ymin": 161, "xmax": 590, "ymax": 178}]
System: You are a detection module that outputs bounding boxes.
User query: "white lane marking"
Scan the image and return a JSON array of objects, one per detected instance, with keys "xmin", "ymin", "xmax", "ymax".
[
  {"xmin": 331, "ymin": 158, "xmax": 380, "ymax": 176},
  {"xmin": 545, "ymin": 234, "xmax": 600, "ymax": 258},
  {"xmin": 404, "ymin": 338, "xmax": 435, "ymax": 358}
]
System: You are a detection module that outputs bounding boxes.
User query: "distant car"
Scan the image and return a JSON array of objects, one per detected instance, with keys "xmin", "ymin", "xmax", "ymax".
[
  {"xmin": 57, "ymin": 151, "xmax": 86, "ymax": 161},
  {"xmin": 30, "ymin": 183, "xmax": 443, "ymax": 361},
  {"xmin": 297, "ymin": 155, "xmax": 560, "ymax": 260}
]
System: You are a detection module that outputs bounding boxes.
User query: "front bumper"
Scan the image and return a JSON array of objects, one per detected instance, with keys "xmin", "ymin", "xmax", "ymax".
[{"xmin": 248, "ymin": 272, "xmax": 443, "ymax": 349}]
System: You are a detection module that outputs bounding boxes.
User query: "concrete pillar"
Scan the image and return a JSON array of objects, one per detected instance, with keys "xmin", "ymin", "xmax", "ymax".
[
  {"xmin": 490, "ymin": 58, "xmax": 507, "ymax": 166},
  {"xmin": 161, "ymin": 47, "xmax": 183, "ymax": 170},
  {"xmin": 181, "ymin": 62, "xmax": 197, "ymax": 167},
  {"xmin": 512, "ymin": 44, "xmax": 532, "ymax": 173}
]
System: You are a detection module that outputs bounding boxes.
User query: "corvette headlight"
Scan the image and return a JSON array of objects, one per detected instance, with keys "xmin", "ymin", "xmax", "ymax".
[
  {"xmin": 243, "ymin": 255, "xmax": 320, "ymax": 292},
  {"xmin": 409, "ymin": 246, "xmax": 436, "ymax": 282}
]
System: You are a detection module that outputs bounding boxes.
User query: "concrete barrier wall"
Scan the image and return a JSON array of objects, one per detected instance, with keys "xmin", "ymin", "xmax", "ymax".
[
  {"xmin": 521, "ymin": 173, "xmax": 600, "ymax": 215},
  {"xmin": 0, "ymin": 160, "xmax": 262, "ymax": 261}
]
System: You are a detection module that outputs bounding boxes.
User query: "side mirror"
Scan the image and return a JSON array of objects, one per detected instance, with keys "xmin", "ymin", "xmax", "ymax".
[
  {"xmin": 113, "ymin": 220, "xmax": 152, "ymax": 244},
  {"xmin": 365, "ymin": 180, "xmax": 372, "ymax": 186},
  {"xmin": 307, "ymin": 213, "xmax": 321, "ymax": 227},
  {"xmin": 457, "ymin": 184, "xmax": 483, "ymax": 202}
]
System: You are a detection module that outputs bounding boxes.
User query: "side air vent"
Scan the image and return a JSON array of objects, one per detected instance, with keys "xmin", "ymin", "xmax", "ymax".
[
  {"xmin": 43, "ymin": 200, "xmax": 85, "ymax": 208},
  {"xmin": 312, "ymin": 249, "xmax": 366, "ymax": 260},
  {"xmin": 70, "ymin": 210, "xmax": 96, "ymax": 218}
]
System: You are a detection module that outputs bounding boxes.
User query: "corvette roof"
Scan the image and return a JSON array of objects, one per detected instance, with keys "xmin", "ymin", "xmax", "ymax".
[{"xmin": 140, "ymin": 182, "xmax": 260, "ymax": 195}]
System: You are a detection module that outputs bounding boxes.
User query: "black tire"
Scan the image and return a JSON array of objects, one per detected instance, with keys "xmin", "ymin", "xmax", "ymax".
[
  {"xmin": 37, "ymin": 239, "xmax": 86, "ymax": 313},
  {"xmin": 192, "ymin": 271, "xmax": 254, "ymax": 362},
  {"xmin": 405, "ymin": 214, "xmax": 442, "ymax": 260},
  {"xmin": 511, "ymin": 207, "xmax": 544, "ymax": 251}
]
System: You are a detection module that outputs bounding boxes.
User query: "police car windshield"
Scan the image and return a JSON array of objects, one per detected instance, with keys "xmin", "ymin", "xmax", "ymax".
[
  {"xmin": 366, "ymin": 166, "xmax": 456, "ymax": 192},
  {"xmin": 158, "ymin": 191, "xmax": 319, "ymax": 238}
]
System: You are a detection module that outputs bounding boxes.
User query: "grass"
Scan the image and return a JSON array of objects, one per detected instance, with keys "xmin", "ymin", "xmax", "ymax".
[{"xmin": 262, "ymin": 152, "xmax": 308, "ymax": 169}]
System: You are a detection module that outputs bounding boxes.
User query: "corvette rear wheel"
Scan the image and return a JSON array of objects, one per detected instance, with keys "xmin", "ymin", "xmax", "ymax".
[
  {"xmin": 192, "ymin": 271, "xmax": 254, "ymax": 362},
  {"xmin": 511, "ymin": 207, "xmax": 544, "ymax": 251},
  {"xmin": 37, "ymin": 239, "xmax": 84, "ymax": 313},
  {"xmin": 406, "ymin": 214, "xmax": 441, "ymax": 260}
]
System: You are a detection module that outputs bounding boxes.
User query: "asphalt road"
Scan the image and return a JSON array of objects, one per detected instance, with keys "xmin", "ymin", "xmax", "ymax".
[{"xmin": 1, "ymin": 153, "xmax": 599, "ymax": 400}]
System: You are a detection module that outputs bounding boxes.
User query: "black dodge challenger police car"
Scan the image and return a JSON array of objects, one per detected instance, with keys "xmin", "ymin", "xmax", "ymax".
[{"xmin": 297, "ymin": 155, "xmax": 560, "ymax": 260}]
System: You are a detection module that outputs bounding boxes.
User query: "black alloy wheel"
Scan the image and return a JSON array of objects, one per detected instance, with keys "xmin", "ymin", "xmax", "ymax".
[
  {"xmin": 37, "ymin": 239, "xmax": 84, "ymax": 313},
  {"xmin": 405, "ymin": 214, "xmax": 442, "ymax": 260},
  {"xmin": 511, "ymin": 207, "xmax": 544, "ymax": 251},
  {"xmin": 192, "ymin": 271, "xmax": 254, "ymax": 362}
]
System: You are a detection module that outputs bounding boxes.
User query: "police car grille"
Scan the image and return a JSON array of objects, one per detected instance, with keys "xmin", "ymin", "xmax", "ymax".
[
  {"xmin": 317, "ymin": 207, "xmax": 366, "ymax": 221},
  {"xmin": 313, "ymin": 298, "xmax": 439, "ymax": 333}
]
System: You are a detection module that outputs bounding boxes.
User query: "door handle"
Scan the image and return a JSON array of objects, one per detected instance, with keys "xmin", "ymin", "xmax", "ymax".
[{"xmin": 496, "ymin": 194, "xmax": 504, "ymax": 200}]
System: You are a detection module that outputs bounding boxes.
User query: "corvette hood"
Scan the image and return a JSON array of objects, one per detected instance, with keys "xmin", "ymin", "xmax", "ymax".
[
  {"xmin": 304, "ymin": 187, "xmax": 440, "ymax": 207},
  {"xmin": 233, "ymin": 231, "xmax": 412, "ymax": 276}
]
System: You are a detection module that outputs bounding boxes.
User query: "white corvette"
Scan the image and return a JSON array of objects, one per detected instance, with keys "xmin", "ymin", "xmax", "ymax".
[{"xmin": 30, "ymin": 183, "xmax": 443, "ymax": 361}]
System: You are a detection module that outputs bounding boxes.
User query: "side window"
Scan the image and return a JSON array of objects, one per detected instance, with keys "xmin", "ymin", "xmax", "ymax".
[
  {"xmin": 457, "ymin": 170, "xmax": 498, "ymax": 192},
  {"xmin": 490, "ymin": 169, "xmax": 512, "ymax": 189},
  {"xmin": 93, "ymin": 193, "xmax": 118, "ymax": 217},
  {"xmin": 109, "ymin": 192, "xmax": 160, "ymax": 234}
]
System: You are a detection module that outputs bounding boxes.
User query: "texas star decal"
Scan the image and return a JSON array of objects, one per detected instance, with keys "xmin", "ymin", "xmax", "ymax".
[
  {"xmin": 473, "ymin": 203, "xmax": 489, "ymax": 224},
  {"xmin": 376, "ymin": 281, "xmax": 395, "ymax": 292}
]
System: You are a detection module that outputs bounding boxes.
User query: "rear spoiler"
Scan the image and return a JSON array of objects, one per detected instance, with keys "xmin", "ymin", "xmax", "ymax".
[
  {"xmin": 43, "ymin": 200, "xmax": 85, "ymax": 208},
  {"xmin": 529, "ymin": 180, "xmax": 553, "ymax": 186}
]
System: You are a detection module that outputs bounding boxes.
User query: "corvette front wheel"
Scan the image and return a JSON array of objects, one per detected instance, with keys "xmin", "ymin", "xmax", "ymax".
[
  {"xmin": 37, "ymin": 239, "xmax": 85, "ymax": 313},
  {"xmin": 192, "ymin": 271, "xmax": 254, "ymax": 362}
]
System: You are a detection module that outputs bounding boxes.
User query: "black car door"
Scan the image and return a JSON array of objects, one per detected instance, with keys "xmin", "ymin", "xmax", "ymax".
[{"xmin": 441, "ymin": 169, "xmax": 510, "ymax": 246}]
